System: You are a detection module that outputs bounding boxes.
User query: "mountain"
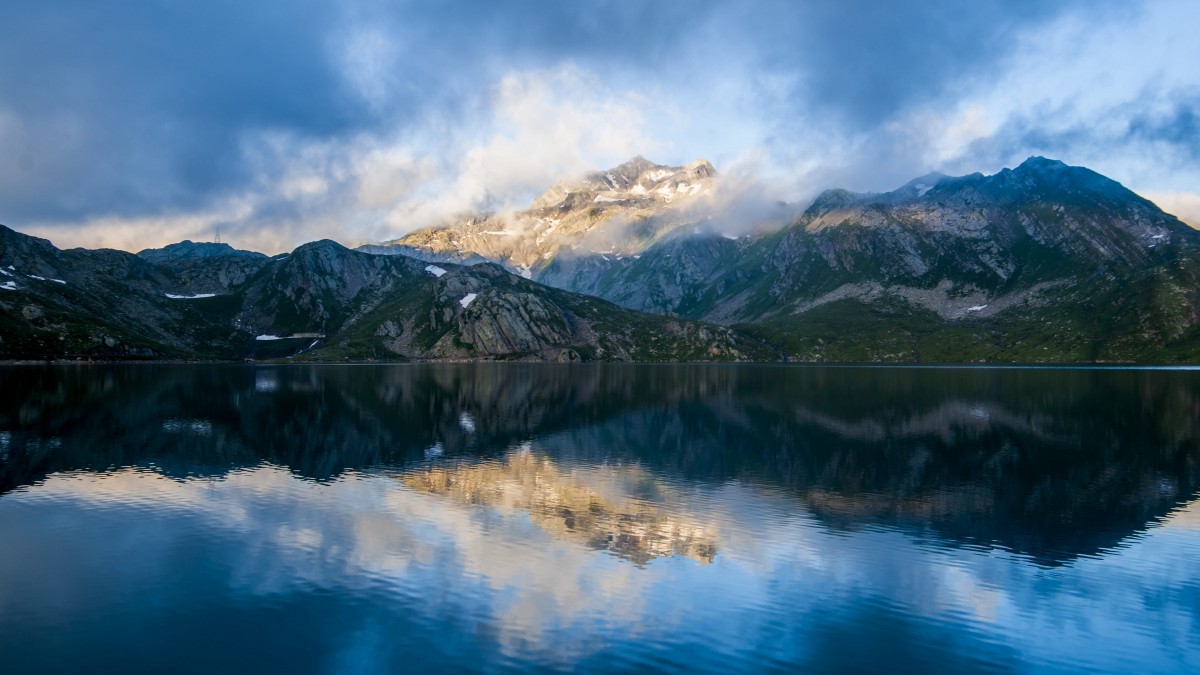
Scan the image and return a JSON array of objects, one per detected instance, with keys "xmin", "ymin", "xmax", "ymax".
[
  {"xmin": 0, "ymin": 225, "xmax": 774, "ymax": 361},
  {"xmin": 699, "ymin": 157, "xmax": 1200, "ymax": 361},
  {"xmin": 136, "ymin": 240, "xmax": 267, "ymax": 262},
  {"xmin": 366, "ymin": 156, "xmax": 721, "ymax": 278},
  {"xmin": 136, "ymin": 240, "xmax": 272, "ymax": 295},
  {"xmin": 383, "ymin": 156, "xmax": 1200, "ymax": 362},
  {"xmin": 8, "ymin": 156, "xmax": 1200, "ymax": 363}
]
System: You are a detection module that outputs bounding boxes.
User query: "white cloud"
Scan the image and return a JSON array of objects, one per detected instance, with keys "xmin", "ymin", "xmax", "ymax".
[
  {"xmin": 14, "ymin": 2, "xmax": 1200, "ymax": 254},
  {"xmin": 382, "ymin": 65, "xmax": 662, "ymax": 233},
  {"xmin": 932, "ymin": 1, "xmax": 1200, "ymax": 188},
  {"xmin": 22, "ymin": 66, "xmax": 663, "ymax": 254},
  {"xmin": 336, "ymin": 27, "xmax": 402, "ymax": 113}
]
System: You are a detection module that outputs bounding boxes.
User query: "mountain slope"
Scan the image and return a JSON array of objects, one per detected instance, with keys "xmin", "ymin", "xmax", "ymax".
[
  {"xmin": 367, "ymin": 156, "xmax": 722, "ymax": 277},
  {"xmin": 715, "ymin": 157, "xmax": 1200, "ymax": 361},
  {"xmin": 0, "ymin": 226, "xmax": 775, "ymax": 362},
  {"xmin": 375, "ymin": 156, "xmax": 1200, "ymax": 362}
]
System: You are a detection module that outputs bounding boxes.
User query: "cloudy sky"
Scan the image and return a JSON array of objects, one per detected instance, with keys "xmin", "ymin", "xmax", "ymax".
[{"xmin": 2, "ymin": 0, "xmax": 1198, "ymax": 253}]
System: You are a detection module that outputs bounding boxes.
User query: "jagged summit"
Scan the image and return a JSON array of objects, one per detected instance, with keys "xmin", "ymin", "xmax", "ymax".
[
  {"xmin": 531, "ymin": 156, "xmax": 717, "ymax": 211},
  {"xmin": 805, "ymin": 158, "xmax": 1163, "ymax": 215},
  {"xmin": 381, "ymin": 156, "xmax": 721, "ymax": 271},
  {"xmin": 603, "ymin": 155, "xmax": 663, "ymax": 184}
]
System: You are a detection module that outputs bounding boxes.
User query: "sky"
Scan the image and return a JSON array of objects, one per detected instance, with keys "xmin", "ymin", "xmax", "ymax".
[{"xmin": 1, "ymin": 0, "xmax": 1198, "ymax": 254}]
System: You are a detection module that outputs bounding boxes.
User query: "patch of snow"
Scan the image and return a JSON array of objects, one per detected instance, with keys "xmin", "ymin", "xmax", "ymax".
[
  {"xmin": 633, "ymin": 255, "xmax": 641, "ymax": 259},
  {"xmin": 481, "ymin": 230, "xmax": 518, "ymax": 236},
  {"xmin": 593, "ymin": 195, "xmax": 622, "ymax": 203},
  {"xmin": 1152, "ymin": 234, "xmax": 1166, "ymax": 239},
  {"xmin": 424, "ymin": 442, "xmax": 444, "ymax": 459},
  {"xmin": 6, "ymin": 265, "xmax": 14, "ymax": 270},
  {"xmin": 165, "ymin": 292, "xmax": 217, "ymax": 299},
  {"xmin": 425, "ymin": 264, "xmax": 447, "ymax": 277},
  {"xmin": 0, "ymin": 268, "xmax": 12, "ymax": 277},
  {"xmin": 722, "ymin": 234, "xmax": 740, "ymax": 240},
  {"xmin": 542, "ymin": 252, "xmax": 553, "ymax": 260},
  {"xmin": 630, "ymin": 184, "xmax": 646, "ymax": 195},
  {"xmin": 459, "ymin": 293, "xmax": 477, "ymax": 308},
  {"xmin": 915, "ymin": 183, "xmax": 933, "ymax": 197},
  {"xmin": 0, "ymin": 281, "xmax": 16, "ymax": 291},
  {"xmin": 516, "ymin": 265, "xmax": 532, "ymax": 279},
  {"xmin": 966, "ymin": 305, "xmax": 988, "ymax": 312},
  {"xmin": 28, "ymin": 275, "xmax": 66, "ymax": 284},
  {"xmin": 645, "ymin": 169, "xmax": 672, "ymax": 181},
  {"xmin": 256, "ymin": 334, "xmax": 284, "ymax": 341},
  {"xmin": 459, "ymin": 412, "xmax": 476, "ymax": 433}
]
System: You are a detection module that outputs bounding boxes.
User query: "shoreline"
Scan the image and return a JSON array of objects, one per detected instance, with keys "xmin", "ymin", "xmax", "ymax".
[{"xmin": 2, "ymin": 357, "xmax": 1194, "ymax": 369}]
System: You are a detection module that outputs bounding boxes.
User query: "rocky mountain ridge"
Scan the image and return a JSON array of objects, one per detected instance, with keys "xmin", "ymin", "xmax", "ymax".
[
  {"xmin": 6, "ymin": 156, "xmax": 1200, "ymax": 362},
  {"xmin": 368, "ymin": 156, "xmax": 721, "ymax": 276},
  {"xmin": 0, "ymin": 226, "xmax": 774, "ymax": 362},
  {"xmin": 372, "ymin": 156, "xmax": 1200, "ymax": 362}
]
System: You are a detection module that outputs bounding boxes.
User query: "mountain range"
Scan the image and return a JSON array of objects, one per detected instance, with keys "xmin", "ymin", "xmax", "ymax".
[{"xmin": 2, "ymin": 156, "xmax": 1198, "ymax": 362}]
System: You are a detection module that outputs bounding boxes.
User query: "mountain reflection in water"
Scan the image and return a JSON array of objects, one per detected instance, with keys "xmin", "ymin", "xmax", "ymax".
[
  {"xmin": 1, "ymin": 364, "xmax": 1198, "ymax": 673},
  {"xmin": 401, "ymin": 448, "xmax": 718, "ymax": 565},
  {"xmin": 4, "ymin": 364, "xmax": 1197, "ymax": 564}
]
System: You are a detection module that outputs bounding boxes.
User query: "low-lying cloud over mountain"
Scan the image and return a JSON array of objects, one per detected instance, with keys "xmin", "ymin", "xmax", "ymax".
[{"xmin": 2, "ymin": 0, "xmax": 1198, "ymax": 253}]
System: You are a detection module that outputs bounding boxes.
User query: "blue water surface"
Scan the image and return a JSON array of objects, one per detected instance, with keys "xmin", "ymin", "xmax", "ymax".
[{"xmin": 0, "ymin": 364, "xmax": 1197, "ymax": 673}]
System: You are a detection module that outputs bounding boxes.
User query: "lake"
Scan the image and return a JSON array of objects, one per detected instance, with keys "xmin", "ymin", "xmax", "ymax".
[{"xmin": 1, "ymin": 364, "xmax": 1197, "ymax": 673}]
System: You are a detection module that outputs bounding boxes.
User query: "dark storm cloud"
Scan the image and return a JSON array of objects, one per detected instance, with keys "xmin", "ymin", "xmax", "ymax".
[
  {"xmin": 708, "ymin": 0, "xmax": 1093, "ymax": 129},
  {"xmin": 0, "ymin": 0, "xmax": 372, "ymax": 222},
  {"xmin": 0, "ymin": 0, "xmax": 1116, "ymax": 232},
  {"xmin": 951, "ymin": 87, "xmax": 1200, "ymax": 181},
  {"xmin": 1126, "ymin": 94, "xmax": 1200, "ymax": 161}
]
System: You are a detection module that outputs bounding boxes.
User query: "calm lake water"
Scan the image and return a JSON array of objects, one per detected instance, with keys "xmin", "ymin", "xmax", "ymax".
[{"xmin": 1, "ymin": 364, "xmax": 1198, "ymax": 673}]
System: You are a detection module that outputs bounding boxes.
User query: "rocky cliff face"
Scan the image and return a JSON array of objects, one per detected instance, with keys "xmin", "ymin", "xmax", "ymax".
[{"xmin": 369, "ymin": 156, "xmax": 720, "ymax": 275}]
